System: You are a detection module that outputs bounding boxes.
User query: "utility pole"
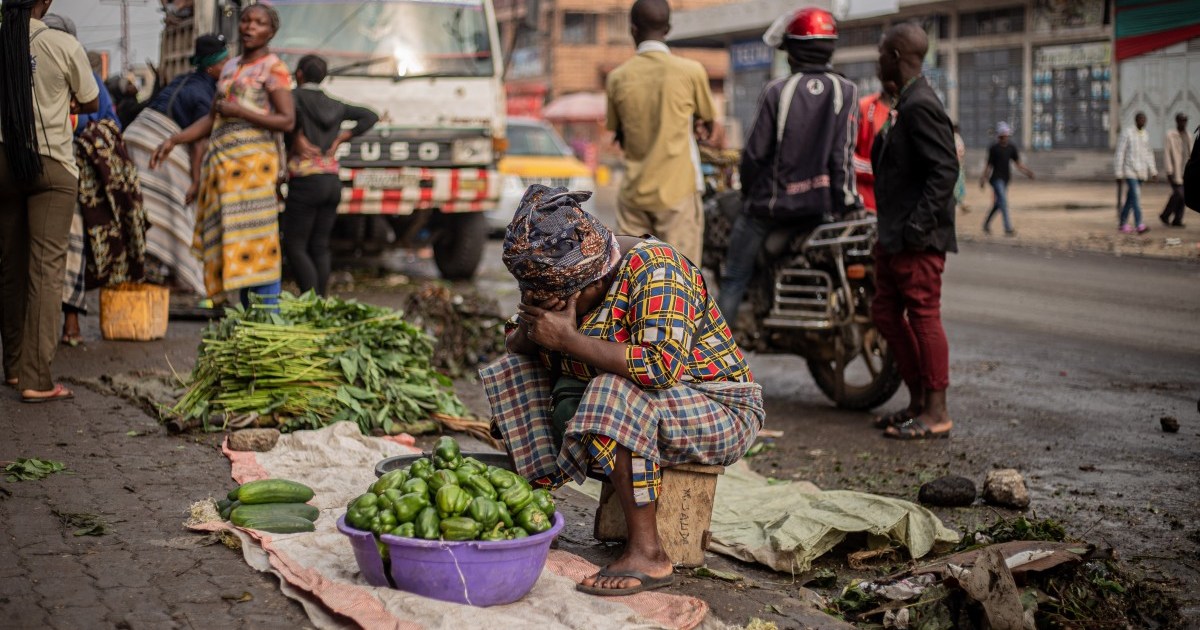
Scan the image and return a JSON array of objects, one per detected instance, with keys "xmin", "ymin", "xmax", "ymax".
[{"xmin": 100, "ymin": 0, "xmax": 147, "ymax": 72}]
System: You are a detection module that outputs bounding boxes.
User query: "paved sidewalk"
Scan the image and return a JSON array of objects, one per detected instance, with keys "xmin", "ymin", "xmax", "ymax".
[
  {"xmin": 956, "ymin": 180, "xmax": 1199, "ymax": 261},
  {"xmin": 0, "ymin": 321, "xmax": 313, "ymax": 629}
]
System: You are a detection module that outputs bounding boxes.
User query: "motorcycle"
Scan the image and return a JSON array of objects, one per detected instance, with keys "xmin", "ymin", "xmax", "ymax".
[{"xmin": 702, "ymin": 189, "xmax": 902, "ymax": 411}]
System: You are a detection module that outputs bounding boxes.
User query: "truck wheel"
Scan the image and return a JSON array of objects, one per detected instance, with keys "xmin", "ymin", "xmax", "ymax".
[
  {"xmin": 433, "ymin": 212, "xmax": 488, "ymax": 280},
  {"xmin": 807, "ymin": 324, "xmax": 903, "ymax": 411}
]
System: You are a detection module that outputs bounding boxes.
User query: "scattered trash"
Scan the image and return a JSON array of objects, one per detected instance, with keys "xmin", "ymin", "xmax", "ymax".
[
  {"xmin": 758, "ymin": 429, "xmax": 785, "ymax": 438},
  {"xmin": 743, "ymin": 440, "xmax": 775, "ymax": 458},
  {"xmin": 918, "ymin": 475, "xmax": 976, "ymax": 507},
  {"xmin": 1164, "ymin": 237, "xmax": 1182, "ymax": 247},
  {"xmin": 692, "ymin": 566, "xmax": 743, "ymax": 582},
  {"xmin": 743, "ymin": 618, "xmax": 779, "ymax": 630},
  {"xmin": 804, "ymin": 568, "xmax": 837, "ymax": 588},
  {"xmin": 227, "ymin": 428, "xmax": 281, "ymax": 452},
  {"xmin": 3, "ymin": 458, "xmax": 67, "ymax": 482},
  {"xmin": 860, "ymin": 573, "xmax": 937, "ymax": 601},
  {"xmin": 983, "ymin": 469, "xmax": 1030, "ymax": 510},
  {"xmin": 220, "ymin": 591, "xmax": 254, "ymax": 603},
  {"xmin": 848, "ymin": 547, "xmax": 898, "ymax": 570},
  {"xmin": 1078, "ymin": 464, "xmax": 1097, "ymax": 472},
  {"xmin": 1160, "ymin": 416, "xmax": 1180, "ymax": 433},
  {"xmin": 954, "ymin": 517, "xmax": 1066, "ymax": 552},
  {"xmin": 53, "ymin": 510, "xmax": 112, "ymax": 536}
]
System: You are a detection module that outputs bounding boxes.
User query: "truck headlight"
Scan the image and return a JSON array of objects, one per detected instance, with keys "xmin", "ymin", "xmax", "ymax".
[{"xmin": 452, "ymin": 138, "xmax": 493, "ymax": 165}]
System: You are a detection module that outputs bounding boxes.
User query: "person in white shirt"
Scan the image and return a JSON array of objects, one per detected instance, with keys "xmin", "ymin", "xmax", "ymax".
[
  {"xmin": 1114, "ymin": 111, "xmax": 1157, "ymax": 234},
  {"xmin": 1159, "ymin": 112, "xmax": 1191, "ymax": 228}
]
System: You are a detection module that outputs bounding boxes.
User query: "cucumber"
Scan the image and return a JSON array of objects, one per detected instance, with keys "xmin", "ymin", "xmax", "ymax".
[
  {"xmin": 233, "ymin": 479, "xmax": 315, "ymax": 505},
  {"xmin": 227, "ymin": 488, "xmax": 240, "ymax": 501},
  {"xmin": 230, "ymin": 513, "xmax": 316, "ymax": 534},
  {"xmin": 230, "ymin": 503, "xmax": 319, "ymax": 525},
  {"xmin": 220, "ymin": 500, "xmax": 241, "ymax": 521}
]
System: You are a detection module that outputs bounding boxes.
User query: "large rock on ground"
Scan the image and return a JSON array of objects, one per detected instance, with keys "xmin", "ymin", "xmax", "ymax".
[
  {"xmin": 983, "ymin": 469, "xmax": 1030, "ymax": 510},
  {"xmin": 227, "ymin": 428, "xmax": 281, "ymax": 452},
  {"xmin": 918, "ymin": 475, "xmax": 977, "ymax": 507}
]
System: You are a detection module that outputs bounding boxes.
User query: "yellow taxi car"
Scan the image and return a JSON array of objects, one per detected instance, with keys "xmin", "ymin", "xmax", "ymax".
[{"xmin": 489, "ymin": 117, "xmax": 596, "ymax": 233}]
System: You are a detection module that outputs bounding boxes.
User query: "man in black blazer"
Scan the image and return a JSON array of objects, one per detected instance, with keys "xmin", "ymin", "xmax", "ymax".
[{"xmin": 869, "ymin": 22, "xmax": 958, "ymax": 440}]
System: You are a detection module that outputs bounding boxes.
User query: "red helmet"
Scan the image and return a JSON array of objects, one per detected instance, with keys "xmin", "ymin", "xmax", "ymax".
[{"xmin": 786, "ymin": 7, "xmax": 837, "ymax": 40}]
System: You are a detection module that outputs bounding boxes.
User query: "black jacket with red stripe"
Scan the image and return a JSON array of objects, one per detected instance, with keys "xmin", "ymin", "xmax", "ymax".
[{"xmin": 739, "ymin": 66, "xmax": 860, "ymax": 220}]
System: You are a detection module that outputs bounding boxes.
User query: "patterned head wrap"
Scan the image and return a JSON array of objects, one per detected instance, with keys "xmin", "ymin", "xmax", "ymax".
[{"xmin": 502, "ymin": 185, "xmax": 620, "ymax": 303}]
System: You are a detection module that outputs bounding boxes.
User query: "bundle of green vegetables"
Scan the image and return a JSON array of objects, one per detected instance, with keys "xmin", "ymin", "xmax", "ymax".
[{"xmin": 172, "ymin": 292, "xmax": 469, "ymax": 434}]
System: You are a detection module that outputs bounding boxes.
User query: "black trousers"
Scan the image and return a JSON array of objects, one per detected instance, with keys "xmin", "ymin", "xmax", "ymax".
[
  {"xmin": 1160, "ymin": 183, "xmax": 1185, "ymax": 225},
  {"xmin": 281, "ymin": 174, "xmax": 342, "ymax": 296}
]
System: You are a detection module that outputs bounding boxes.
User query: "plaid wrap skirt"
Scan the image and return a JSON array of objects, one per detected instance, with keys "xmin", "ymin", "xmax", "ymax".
[{"xmin": 480, "ymin": 354, "xmax": 765, "ymax": 504}]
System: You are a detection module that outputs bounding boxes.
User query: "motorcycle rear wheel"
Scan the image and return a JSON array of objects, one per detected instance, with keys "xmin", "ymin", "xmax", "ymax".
[{"xmin": 806, "ymin": 324, "xmax": 902, "ymax": 411}]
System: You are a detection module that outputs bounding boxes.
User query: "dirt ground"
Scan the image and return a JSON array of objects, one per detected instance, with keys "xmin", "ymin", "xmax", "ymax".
[{"xmin": 3, "ymin": 193, "xmax": 1198, "ymax": 628}]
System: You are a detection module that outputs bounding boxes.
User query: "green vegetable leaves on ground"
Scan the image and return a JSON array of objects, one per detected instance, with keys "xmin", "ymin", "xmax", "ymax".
[
  {"xmin": 4, "ymin": 458, "xmax": 67, "ymax": 482},
  {"xmin": 170, "ymin": 292, "xmax": 471, "ymax": 435}
]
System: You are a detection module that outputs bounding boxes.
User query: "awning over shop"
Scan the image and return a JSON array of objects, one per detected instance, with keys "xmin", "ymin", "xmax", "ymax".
[
  {"xmin": 1115, "ymin": 0, "xmax": 1200, "ymax": 61},
  {"xmin": 542, "ymin": 92, "xmax": 607, "ymax": 122}
]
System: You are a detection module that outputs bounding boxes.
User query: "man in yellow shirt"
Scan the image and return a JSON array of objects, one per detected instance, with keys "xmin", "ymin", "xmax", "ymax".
[{"xmin": 605, "ymin": 0, "xmax": 716, "ymax": 264}]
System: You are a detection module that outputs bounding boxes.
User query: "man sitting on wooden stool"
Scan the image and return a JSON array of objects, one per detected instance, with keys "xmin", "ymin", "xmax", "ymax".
[{"xmin": 481, "ymin": 184, "xmax": 764, "ymax": 596}]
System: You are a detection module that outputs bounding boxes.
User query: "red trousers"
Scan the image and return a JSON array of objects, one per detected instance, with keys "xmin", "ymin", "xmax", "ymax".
[{"xmin": 871, "ymin": 245, "xmax": 950, "ymax": 392}]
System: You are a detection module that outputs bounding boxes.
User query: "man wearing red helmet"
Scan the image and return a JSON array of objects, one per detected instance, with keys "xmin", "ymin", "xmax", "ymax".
[
  {"xmin": 716, "ymin": 6, "xmax": 860, "ymax": 324},
  {"xmin": 870, "ymin": 22, "xmax": 958, "ymax": 440}
]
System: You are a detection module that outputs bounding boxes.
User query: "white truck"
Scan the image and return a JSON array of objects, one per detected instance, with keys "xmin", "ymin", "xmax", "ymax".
[{"xmin": 158, "ymin": 0, "xmax": 506, "ymax": 279}]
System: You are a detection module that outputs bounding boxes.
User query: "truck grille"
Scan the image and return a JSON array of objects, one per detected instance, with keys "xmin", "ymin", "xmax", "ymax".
[
  {"xmin": 762, "ymin": 268, "xmax": 834, "ymax": 330},
  {"xmin": 520, "ymin": 176, "xmax": 572, "ymax": 189}
]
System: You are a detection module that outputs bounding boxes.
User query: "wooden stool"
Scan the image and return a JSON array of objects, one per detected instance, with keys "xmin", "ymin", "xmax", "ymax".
[{"xmin": 593, "ymin": 463, "xmax": 724, "ymax": 567}]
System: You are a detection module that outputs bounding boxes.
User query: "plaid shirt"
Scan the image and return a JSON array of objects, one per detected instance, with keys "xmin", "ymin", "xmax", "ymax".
[{"xmin": 517, "ymin": 239, "xmax": 752, "ymax": 389}]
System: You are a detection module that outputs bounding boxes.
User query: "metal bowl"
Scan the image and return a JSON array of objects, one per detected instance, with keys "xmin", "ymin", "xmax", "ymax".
[{"xmin": 374, "ymin": 451, "xmax": 516, "ymax": 478}]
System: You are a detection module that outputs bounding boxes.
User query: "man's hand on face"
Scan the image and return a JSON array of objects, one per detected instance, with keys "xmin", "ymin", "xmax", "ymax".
[{"xmin": 518, "ymin": 293, "xmax": 580, "ymax": 352}]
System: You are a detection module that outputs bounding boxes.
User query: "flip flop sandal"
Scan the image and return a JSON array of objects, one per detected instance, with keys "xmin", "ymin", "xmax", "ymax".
[
  {"xmin": 21, "ymin": 383, "xmax": 74, "ymax": 404},
  {"xmin": 872, "ymin": 409, "xmax": 919, "ymax": 430},
  {"xmin": 576, "ymin": 567, "xmax": 675, "ymax": 597},
  {"xmin": 884, "ymin": 417, "xmax": 950, "ymax": 441},
  {"xmin": 5, "ymin": 377, "xmax": 16, "ymax": 388}
]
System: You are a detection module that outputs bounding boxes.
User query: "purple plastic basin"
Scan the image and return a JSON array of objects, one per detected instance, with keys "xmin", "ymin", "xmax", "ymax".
[{"xmin": 336, "ymin": 512, "xmax": 565, "ymax": 607}]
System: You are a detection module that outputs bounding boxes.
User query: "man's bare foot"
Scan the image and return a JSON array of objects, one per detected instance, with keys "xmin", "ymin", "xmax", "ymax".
[{"xmin": 579, "ymin": 544, "xmax": 673, "ymax": 592}]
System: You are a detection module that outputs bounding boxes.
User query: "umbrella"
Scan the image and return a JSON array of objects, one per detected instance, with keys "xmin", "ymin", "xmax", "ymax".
[{"xmin": 542, "ymin": 92, "xmax": 607, "ymax": 123}]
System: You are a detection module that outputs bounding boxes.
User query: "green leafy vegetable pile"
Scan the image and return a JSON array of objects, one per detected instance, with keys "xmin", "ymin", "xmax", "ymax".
[{"xmin": 171, "ymin": 293, "xmax": 469, "ymax": 434}]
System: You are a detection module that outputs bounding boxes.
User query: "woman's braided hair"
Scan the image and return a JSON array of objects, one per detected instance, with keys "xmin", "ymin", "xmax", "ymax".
[{"xmin": 1, "ymin": 0, "xmax": 44, "ymax": 180}]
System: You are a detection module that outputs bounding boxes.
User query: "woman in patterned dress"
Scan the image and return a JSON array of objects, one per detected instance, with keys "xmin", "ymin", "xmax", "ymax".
[
  {"xmin": 483, "ymin": 185, "xmax": 764, "ymax": 596},
  {"xmin": 150, "ymin": 4, "xmax": 293, "ymax": 307}
]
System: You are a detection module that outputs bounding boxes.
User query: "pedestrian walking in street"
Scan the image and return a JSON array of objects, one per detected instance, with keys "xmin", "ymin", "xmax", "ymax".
[
  {"xmin": 284, "ymin": 55, "xmax": 379, "ymax": 296},
  {"xmin": 854, "ymin": 85, "xmax": 894, "ymax": 213},
  {"xmin": 717, "ymin": 6, "xmax": 859, "ymax": 325},
  {"xmin": 485, "ymin": 185, "xmax": 762, "ymax": 596},
  {"xmin": 1159, "ymin": 113, "xmax": 1191, "ymax": 228},
  {"xmin": 43, "ymin": 14, "xmax": 147, "ymax": 347},
  {"xmin": 979, "ymin": 121, "xmax": 1034, "ymax": 236},
  {"xmin": 126, "ymin": 34, "xmax": 229, "ymax": 297},
  {"xmin": 0, "ymin": 0, "xmax": 100, "ymax": 402},
  {"xmin": 1114, "ymin": 111, "xmax": 1157, "ymax": 234},
  {"xmin": 150, "ymin": 4, "xmax": 294, "ymax": 308},
  {"xmin": 605, "ymin": 0, "xmax": 716, "ymax": 264},
  {"xmin": 953, "ymin": 123, "xmax": 969, "ymax": 213},
  {"xmin": 870, "ymin": 22, "xmax": 958, "ymax": 440}
]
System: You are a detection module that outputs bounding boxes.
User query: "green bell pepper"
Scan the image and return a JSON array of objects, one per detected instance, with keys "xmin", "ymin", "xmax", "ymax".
[
  {"xmin": 467, "ymin": 497, "xmax": 502, "ymax": 529},
  {"xmin": 436, "ymin": 485, "xmax": 473, "ymax": 519},
  {"xmin": 392, "ymin": 492, "xmax": 430, "ymax": 524},
  {"xmin": 376, "ymin": 539, "xmax": 390, "ymax": 561},
  {"xmin": 440, "ymin": 516, "xmax": 483, "ymax": 541},
  {"xmin": 459, "ymin": 457, "xmax": 487, "ymax": 476},
  {"xmin": 400, "ymin": 477, "xmax": 429, "ymax": 497},
  {"xmin": 530, "ymin": 488, "xmax": 556, "ymax": 519},
  {"xmin": 376, "ymin": 490, "xmax": 396, "ymax": 513},
  {"xmin": 346, "ymin": 493, "xmax": 380, "ymax": 530},
  {"xmin": 506, "ymin": 526, "xmax": 529, "ymax": 539},
  {"xmin": 389, "ymin": 522, "xmax": 416, "ymax": 538},
  {"xmin": 371, "ymin": 468, "xmax": 409, "ymax": 495},
  {"xmin": 496, "ymin": 501, "xmax": 514, "ymax": 528},
  {"xmin": 432, "ymin": 436, "xmax": 463, "ymax": 470},
  {"xmin": 462, "ymin": 474, "xmax": 498, "ymax": 500},
  {"xmin": 428, "ymin": 469, "xmax": 459, "ymax": 493},
  {"xmin": 516, "ymin": 504, "xmax": 552, "ymax": 534},
  {"xmin": 499, "ymin": 482, "xmax": 533, "ymax": 513},
  {"xmin": 454, "ymin": 468, "xmax": 475, "ymax": 485},
  {"xmin": 479, "ymin": 524, "xmax": 507, "ymax": 541},
  {"xmin": 414, "ymin": 506, "xmax": 440, "ymax": 540},
  {"xmin": 372, "ymin": 509, "xmax": 398, "ymax": 535},
  {"xmin": 487, "ymin": 468, "xmax": 518, "ymax": 490},
  {"xmin": 410, "ymin": 458, "xmax": 435, "ymax": 481}
]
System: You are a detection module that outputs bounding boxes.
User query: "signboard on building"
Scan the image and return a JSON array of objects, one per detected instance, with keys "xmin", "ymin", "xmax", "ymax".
[
  {"xmin": 1032, "ymin": 0, "xmax": 1105, "ymax": 33},
  {"xmin": 508, "ymin": 47, "xmax": 544, "ymax": 79},
  {"xmin": 730, "ymin": 39, "xmax": 773, "ymax": 71}
]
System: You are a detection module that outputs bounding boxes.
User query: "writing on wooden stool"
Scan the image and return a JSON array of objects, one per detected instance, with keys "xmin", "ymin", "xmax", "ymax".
[{"xmin": 679, "ymin": 487, "xmax": 693, "ymax": 542}]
